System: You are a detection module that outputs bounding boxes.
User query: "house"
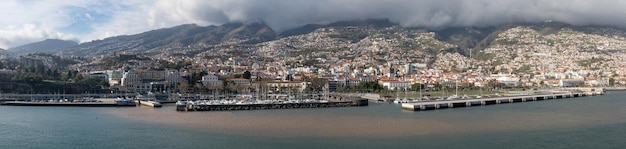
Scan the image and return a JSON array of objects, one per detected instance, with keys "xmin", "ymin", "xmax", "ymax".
[
  {"xmin": 120, "ymin": 70, "xmax": 183, "ymax": 93},
  {"xmin": 380, "ymin": 80, "xmax": 411, "ymax": 90},
  {"xmin": 264, "ymin": 81, "xmax": 309, "ymax": 92},
  {"xmin": 560, "ymin": 79, "xmax": 585, "ymax": 87},
  {"xmin": 496, "ymin": 76, "xmax": 520, "ymax": 87},
  {"xmin": 229, "ymin": 78, "xmax": 251, "ymax": 85},
  {"xmin": 201, "ymin": 74, "xmax": 221, "ymax": 86}
]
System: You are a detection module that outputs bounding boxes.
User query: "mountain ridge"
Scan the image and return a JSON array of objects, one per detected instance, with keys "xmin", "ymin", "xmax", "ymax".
[
  {"xmin": 9, "ymin": 39, "xmax": 78, "ymax": 55},
  {"xmin": 58, "ymin": 22, "xmax": 277, "ymax": 57},
  {"xmin": 34, "ymin": 20, "xmax": 626, "ymax": 60}
]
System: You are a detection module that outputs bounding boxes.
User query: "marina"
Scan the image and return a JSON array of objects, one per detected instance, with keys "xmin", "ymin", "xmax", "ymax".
[
  {"xmin": 0, "ymin": 88, "xmax": 604, "ymax": 112},
  {"xmin": 175, "ymin": 98, "xmax": 369, "ymax": 111}
]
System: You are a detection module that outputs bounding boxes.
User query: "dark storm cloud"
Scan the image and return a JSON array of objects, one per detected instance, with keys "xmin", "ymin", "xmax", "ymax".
[{"xmin": 180, "ymin": 0, "xmax": 626, "ymax": 31}]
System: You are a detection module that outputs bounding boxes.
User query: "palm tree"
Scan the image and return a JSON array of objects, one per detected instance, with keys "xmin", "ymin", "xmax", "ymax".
[
  {"xmin": 226, "ymin": 82, "xmax": 237, "ymax": 98},
  {"xmin": 204, "ymin": 83, "xmax": 217, "ymax": 100}
]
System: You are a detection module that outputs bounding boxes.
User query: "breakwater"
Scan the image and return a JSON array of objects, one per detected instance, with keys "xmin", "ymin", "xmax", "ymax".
[
  {"xmin": 0, "ymin": 101, "xmax": 136, "ymax": 107},
  {"xmin": 176, "ymin": 99, "xmax": 368, "ymax": 111},
  {"xmin": 402, "ymin": 91, "xmax": 588, "ymax": 111}
]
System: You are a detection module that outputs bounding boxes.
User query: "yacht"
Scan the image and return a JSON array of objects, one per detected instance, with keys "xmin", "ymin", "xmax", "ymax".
[
  {"xmin": 115, "ymin": 99, "xmax": 136, "ymax": 106},
  {"xmin": 446, "ymin": 95, "xmax": 459, "ymax": 100}
]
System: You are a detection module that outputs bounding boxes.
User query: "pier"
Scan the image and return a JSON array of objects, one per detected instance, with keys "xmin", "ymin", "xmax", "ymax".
[
  {"xmin": 402, "ymin": 92, "xmax": 587, "ymax": 111},
  {"xmin": 176, "ymin": 99, "xmax": 368, "ymax": 111},
  {"xmin": 0, "ymin": 100, "xmax": 136, "ymax": 107},
  {"xmin": 603, "ymin": 87, "xmax": 626, "ymax": 91}
]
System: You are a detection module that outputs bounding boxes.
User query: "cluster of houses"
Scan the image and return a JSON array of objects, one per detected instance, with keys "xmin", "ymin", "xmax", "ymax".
[{"xmin": 84, "ymin": 67, "xmax": 612, "ymax": 95}]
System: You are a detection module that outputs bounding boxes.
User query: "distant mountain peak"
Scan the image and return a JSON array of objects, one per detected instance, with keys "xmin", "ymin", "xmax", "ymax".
[{"xmin": 8, "ymin": 39, "xmax": 78, "ymax": 55}]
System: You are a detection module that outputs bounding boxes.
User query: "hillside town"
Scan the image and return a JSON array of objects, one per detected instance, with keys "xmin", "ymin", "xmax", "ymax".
[{"xmin": 1, "ymin": 24, "xmax": 626, "ymax": 96}]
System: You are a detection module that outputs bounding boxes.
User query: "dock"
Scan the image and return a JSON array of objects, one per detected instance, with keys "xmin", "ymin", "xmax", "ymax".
[
  {"xmin": 176, "ymin": 99, "xmax": 368, "ymax": 111},
  {"xmin": 603, "ymin": 87, "xmax": 626, "ymax": 91},
  {"xmin": 402, "ymin": 92, "xmax": 588, "ymax": 111},
  {"xmin": 0, "ymin": 101, "xmax": 136, "ymax": 107}
]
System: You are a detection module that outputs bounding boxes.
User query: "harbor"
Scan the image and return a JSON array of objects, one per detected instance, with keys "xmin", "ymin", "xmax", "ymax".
[
  {"xmin": 3, "ymin": 90, "xmax": 626, "ymax": 149},
  {"xmin": 0, "ymin": 88, "xmax": 606, "ymax": 111}
]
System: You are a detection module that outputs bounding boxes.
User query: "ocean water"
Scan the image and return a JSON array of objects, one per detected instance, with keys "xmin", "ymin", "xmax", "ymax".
[{"xmin": 2, "ymin": 91, "xmax": 626, "ymax": 149}]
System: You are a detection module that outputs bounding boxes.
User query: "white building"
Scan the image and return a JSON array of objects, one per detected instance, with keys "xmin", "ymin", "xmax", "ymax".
[
  {"xmin": 496, "ymin": 77, "xmax": 520, "ymax": 87},
  {"xmin": 560, "ymin": 79, "xmax": 585, "ymax": 87},
  {"xmin": 120, "ymin": 70, "xmax": 184, "ymax": 93},
  {"xmin": 201, "ymin": 74, "xmax": 221, "ymax": 86},
  {"xmin": 229, "ymin": 78, "xmax": 251, "ymax": 85},
  {"xmin": 585, "ymin": 79, "xmax": 609, "ymax": 87},
  {"xmin": 380, "ymin": 80, "xmax": 411, "ymax": 90},
  {"xmin": 264, "ymin": 81, "xmax": 309, "ymax": 92}
]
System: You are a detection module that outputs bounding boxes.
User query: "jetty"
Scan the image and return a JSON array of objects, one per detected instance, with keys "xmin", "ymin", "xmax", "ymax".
[
  {"xmin": 0, "ymin": 98, "xmax": 136, "ymax": 107},
  {"xmin": 176, "ymin": 98, "xmax": 368, "ymax": 111},
  {"xmin": 402, "ymin": 91, "xmax": 589, "ymax": 111},
  {"xmin": 603, "ymin": 87, "xmax": 626, "ymax": 91}
]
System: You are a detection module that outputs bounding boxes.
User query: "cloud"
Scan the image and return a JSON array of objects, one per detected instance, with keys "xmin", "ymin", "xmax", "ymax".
[
  {"xmin": 2, "ymin": 0, "xmax": 626, "ymax": 49},
  {"xmin": 0, "ymin": 24, "xmax": 75, "ymax": 49},
  {"xmin": 146, "ymin": 0, "xmax": 626, "ymax": 31}
]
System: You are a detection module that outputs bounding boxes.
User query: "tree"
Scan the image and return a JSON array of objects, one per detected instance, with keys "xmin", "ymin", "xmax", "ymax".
[
  {"xmin": 205, "ymin": 83, "xmax": 223, "ymax": 99},
  {"xmin": 411, "ymin": 83, "xmax": 422, "ymax": 91},
  {"xmin": 194, "ymin": 83, "xmax": 205, "ymax": 93},
  {"xmin": 191, "ymin": 71, "xmax": 208, "ymax": 84},
  {"xmin": 308, "ymin": 77, "xmax": 328, "ymax": 93},
  {"xmin": 355, "ymin": 81, "xmax": 383, "ymax": 92},
  {"xmin": 243, "ymin": 70, "xmax": 252, "ymax": 79},
  {"xmin": 609, "ymin": 78, "xmax": 616, "ymax": 86},
  {"xmin": 178, "ymin": 82, "xmax": 190, "ymax": 93},
  {"xmin": 433, "ymin": 83, "xmax": 443, "ymax": 91},
  {"xmin": 73, "ymin": 74, "xmax": 84, "ymax": 82},
  {"xmin": 52, "ymin": 69, "xmax": 60, "ymax": 79}
]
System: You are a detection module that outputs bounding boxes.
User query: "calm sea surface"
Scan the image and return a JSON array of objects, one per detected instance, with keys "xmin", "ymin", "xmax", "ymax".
[{"xmin": 2, "ymin": 91, "xmax": 626, "ymax": 149}]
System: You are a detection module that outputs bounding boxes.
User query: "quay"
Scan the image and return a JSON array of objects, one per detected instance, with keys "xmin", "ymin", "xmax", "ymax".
[
  {"xmin": 0, "ymin": 100, "xmax": 136, "ymax": 107},
  {"xmin": 176, "ymin": 99, "xmax": 368, "ymax": 111},
  {"xmin": 603, "ymin": 87, "xmax": 626, "ymax": 91},
  {"xmin": 0, "ymin": 93, "xmax": 132, "ymax": 101},
  {"xmin": 402, "ymin": 91, "xmax": 588, "ymax": 111}
]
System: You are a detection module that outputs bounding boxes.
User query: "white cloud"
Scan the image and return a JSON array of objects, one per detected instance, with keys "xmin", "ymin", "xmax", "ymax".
[
  {"xmin": 0, "ymin": 24, "xmax": 76, "ymax": 49},
  {"xmin": 85, "ymin": 13, "xmax": 94, "ymax": 21}
]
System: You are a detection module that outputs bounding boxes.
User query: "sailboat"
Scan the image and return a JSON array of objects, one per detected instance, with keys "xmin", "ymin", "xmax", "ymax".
[
  {"xmin": 476, "ymin": 87, "xmax": 483, "ymax": 98},
  {"xmin": 393, "ymin": 88, "xmax": 401, "ymax": 104},
  {"xmin": 447, "ymin": 82, "xmax": 459, "ymax": 100}
]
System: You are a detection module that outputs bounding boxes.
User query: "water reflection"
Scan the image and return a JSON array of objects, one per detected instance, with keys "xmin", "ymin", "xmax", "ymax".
[{"xmin": 106, "ymin": 92, "xmax": 626, "ymax": 138}]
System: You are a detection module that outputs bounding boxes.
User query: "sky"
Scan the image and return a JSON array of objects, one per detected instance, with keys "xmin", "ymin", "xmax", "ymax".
[{"xmin": 1, "ymin": 0, "xmax": 625, "ymax": 49}]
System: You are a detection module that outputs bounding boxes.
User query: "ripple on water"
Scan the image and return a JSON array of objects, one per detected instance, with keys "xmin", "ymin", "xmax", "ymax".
[{"xmin": 104, "ymin": 92, "xmax": 626, "ymax": 138}]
